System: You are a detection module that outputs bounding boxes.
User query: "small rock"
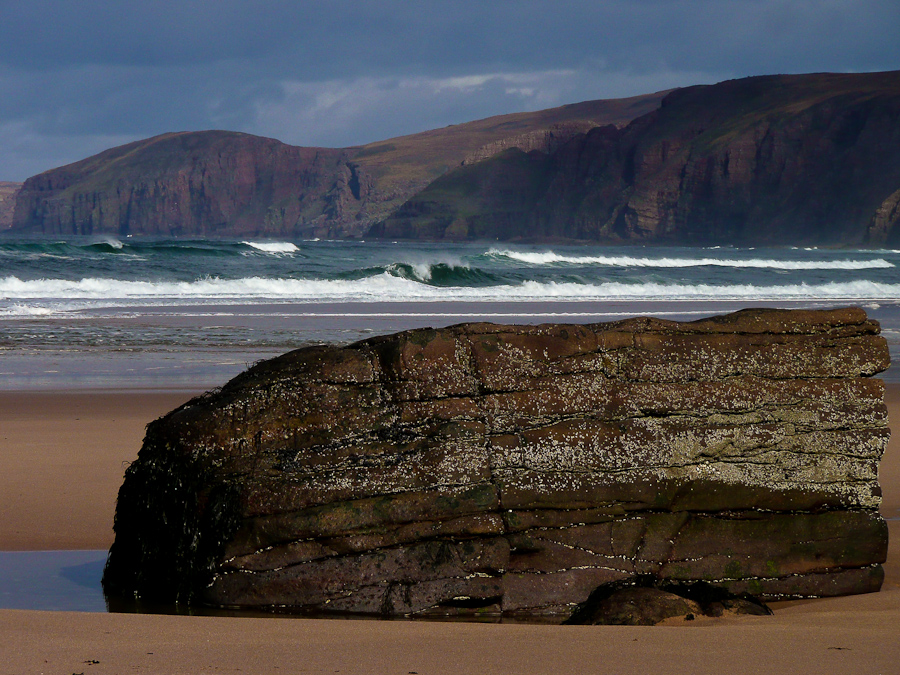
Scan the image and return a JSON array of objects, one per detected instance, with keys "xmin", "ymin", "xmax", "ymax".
[{"xmin": 565, "ymin": 579, "xmax": 772, "ymax": 625}]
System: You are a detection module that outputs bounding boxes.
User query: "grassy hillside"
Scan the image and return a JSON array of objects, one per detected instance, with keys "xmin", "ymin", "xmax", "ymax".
[
  {"xmin": 347, "ymin": 92, "xmax": 668, "ymax": 221},
  {"xmin": 375, "ymin": 71, "xmax": 900, "ymax": 245}
]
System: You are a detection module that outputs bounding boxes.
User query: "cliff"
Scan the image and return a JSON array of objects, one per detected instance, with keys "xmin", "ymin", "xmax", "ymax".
[
  {"xmin": 10, "ymin": 132, "xmax": 357, "ymax": 238},
  {"xmin": 10, "ymin": 93, "xmax": 666, "ymax": 239},
  {"xmin": 374, "ymin": 71, "xmax": 900, "ymax": 245},
  {"xmin": 14, "ymin": 70, "xmax": 900, "ymax": 244},
  {"xmin": 103, "ymin": 308, "xmax": 890, "ymax": 619},
  {"xmin": 0, "ymin": 182, "xmax": 21, "ymax": 229}
]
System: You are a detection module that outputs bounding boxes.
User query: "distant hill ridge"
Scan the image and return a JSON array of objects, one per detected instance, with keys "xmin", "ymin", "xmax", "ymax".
[
  {"xmin": 9, "ymin": 71, "xmax": 900, "ymax": 245},
  {"xmin": 9, "ymin": 92, "xmax": 665, "ymax": 239},
  {"xmin": 375, "ymin": 71, "xmax": 900, "ymax": 246}
]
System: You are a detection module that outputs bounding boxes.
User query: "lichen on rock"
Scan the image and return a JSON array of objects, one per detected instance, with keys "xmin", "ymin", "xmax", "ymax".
[{"xmin": 102, "ymin": 307, "xmax": 891, "ymax": 619}]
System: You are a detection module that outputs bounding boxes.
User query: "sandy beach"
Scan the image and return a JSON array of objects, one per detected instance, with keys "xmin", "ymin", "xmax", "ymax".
[
  {"xmin": 0, "ymin": 390, "xmax": 197, "ymax": 550},
  {"xmin": 0, "ymin": 384, "xmax": 897, "ymax": 674}
]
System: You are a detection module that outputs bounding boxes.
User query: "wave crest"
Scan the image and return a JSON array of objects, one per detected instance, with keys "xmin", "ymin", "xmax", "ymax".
[
  {"xmin": 241, "ymin": 241, "xmax": 300, "ymax": 255},
  {"xmin": 3, "ymin": 275, "xmax": 900, "ymax": 315},
  {"xmin": 487, "ymin": 248, "xmax": 894, "ymax": 270}
]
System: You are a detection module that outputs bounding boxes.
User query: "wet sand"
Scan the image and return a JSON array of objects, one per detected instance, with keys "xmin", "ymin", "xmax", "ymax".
[
  {"xmin": 0, "ymin": 384, "xmax": 897, "ymax": 674},
  {"xmin": 0, "ymin": 390, "xmax": 197, "ymax": 550}
]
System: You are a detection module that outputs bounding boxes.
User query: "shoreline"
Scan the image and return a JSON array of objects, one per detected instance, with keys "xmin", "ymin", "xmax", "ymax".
[{"xmin": 4, "ymin": 299, "xmax": 898, "ymax": 390}]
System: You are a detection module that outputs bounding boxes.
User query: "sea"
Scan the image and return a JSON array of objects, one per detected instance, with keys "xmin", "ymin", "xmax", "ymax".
[{"xmin": 1, "ymin": 235, "xmax": 899, "ymax": 389}]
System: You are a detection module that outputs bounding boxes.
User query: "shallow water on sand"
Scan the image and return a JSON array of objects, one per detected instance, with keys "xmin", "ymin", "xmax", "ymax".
[
  {"xmin": 0, "ymin": 551, "xmax": 107, "ymax": 612},
  {"xmin": 3, "ymin": 299, "xmax": 899, "ymax": 389},
  {"xmin": 2, "ymin": 238, "xmax": 899, "ymax": 388},
  {"xmin": 0, "ymin": 551, "xmax": 534, "ymax": 620}
]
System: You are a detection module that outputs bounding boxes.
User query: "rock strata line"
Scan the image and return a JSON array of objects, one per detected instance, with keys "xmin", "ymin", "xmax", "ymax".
[{"xmin": 103, "ymin": 307, "xmax": 891, "ymax": 619}]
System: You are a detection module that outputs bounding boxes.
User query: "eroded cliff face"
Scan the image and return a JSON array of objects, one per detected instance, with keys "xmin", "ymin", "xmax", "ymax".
[
  {"xmin": 11, "ymin": 132, "xmax": 375, "ymax": 238},
  {"xmin": 375, "ymin": 71, "xmax": 900, "ymax": 245},
  {"xmin": 868, "ymin": 188, "xmax": 900, "ymax": 244},
  {"xmin": 0, "ymin": 182, "xmax": 21, "ymax": 229},
  {"xmin": 103, "ymin": 308, "xmax": 890, "ymax": 619},
  {"xmin": 460, "ymin": 121, "xmax": 598, "ymax": 166},
  {"xmin": 11, "ymin": 73, "xmax": 900, "ymax": 243}
]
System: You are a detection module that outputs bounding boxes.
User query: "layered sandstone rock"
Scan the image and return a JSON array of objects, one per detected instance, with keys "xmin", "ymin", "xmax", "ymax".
[{"xmin": 103, "ymin": 308, "xmax": 891, "ymax": 618}]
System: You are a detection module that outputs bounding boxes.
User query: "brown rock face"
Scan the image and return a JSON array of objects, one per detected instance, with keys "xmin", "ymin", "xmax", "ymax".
[
  {"xmin": 0, "ymin": 181, "xmax": 21, "ymax": 229},
  {"xmin": 103, "ymin": 308, "xmax": 891, "ymax": 619},
  {"xmin": 10, "ymin": 132, "xmax": 361, "ymax": 238},
  {"xmin": 10, "ymin": 93, "xmax": 666, "ymax": 239},
  {"xmin": 375, "ymin": 71, "xmax": 900, "ymax": 245}
]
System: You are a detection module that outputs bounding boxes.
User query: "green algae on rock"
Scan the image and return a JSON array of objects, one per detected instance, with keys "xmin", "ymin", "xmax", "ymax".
[{"xmin": 103, "ymin": 307, "xmax": 891, "ymax": 618}]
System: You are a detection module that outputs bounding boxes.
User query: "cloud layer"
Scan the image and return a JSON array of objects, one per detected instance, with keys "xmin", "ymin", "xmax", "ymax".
[{"xmin": 2, "ymin": 0, "xmax": 899, "ymax": 180}]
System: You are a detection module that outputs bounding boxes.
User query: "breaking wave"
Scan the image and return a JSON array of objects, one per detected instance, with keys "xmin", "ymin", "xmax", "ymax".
[
  {"xmin": 3, "ymin": 275, "xmax": 900, "ymax": 313},
  {"xmin": 487, "ymin": 248, "xmax": 894, "ymax": 270},
  {"xmin": 241, "ymin": 241, "xmax": 300, "ymax": 255}
]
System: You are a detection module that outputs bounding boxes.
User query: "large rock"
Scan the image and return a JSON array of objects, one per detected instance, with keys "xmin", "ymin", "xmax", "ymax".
[
  {"xmin": 564, "ymin": 578, "xmax": 772, "ymax": 625},
  {"xmin": 103, "ymin": 308, "xmax": 891, "ymax": 618}
]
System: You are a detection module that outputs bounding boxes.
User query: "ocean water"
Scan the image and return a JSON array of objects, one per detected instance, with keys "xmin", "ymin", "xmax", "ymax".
[{"xmin": 1, "ymin": 236, "xmax": 898, "ymax": 388}]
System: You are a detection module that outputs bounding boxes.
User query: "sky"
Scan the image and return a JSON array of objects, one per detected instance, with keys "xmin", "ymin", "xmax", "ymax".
[{"xmin": 2, "ymin": 0, "xmax": 899, "ymax": 181}]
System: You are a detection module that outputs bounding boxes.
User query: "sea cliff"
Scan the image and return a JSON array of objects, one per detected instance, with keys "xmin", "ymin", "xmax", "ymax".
[
  {"xmin": 10, "ymin": 94, "xmax": 664, "ymax": 239},
  {"xmin": 375, "ymin": 72, "xmax": 900, "ymax": 246}
]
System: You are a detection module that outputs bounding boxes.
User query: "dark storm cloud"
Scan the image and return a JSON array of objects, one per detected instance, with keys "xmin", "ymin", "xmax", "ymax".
[{"xmin": 1, "ymin": 0, "xmax": 899, "ymax": 179}]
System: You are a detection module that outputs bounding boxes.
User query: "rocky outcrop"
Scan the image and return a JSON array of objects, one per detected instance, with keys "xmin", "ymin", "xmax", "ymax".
[
  {"xmin": 103, "ymin": 308, "xmax": 891, "ymax": 619},
  {"xmin": 867, "ymin": 188, "xmax": 900, "ymax": 244},
  {"xmin": 374, "ymin": 71, "xmax": 900, "ymax": 245},
  {"xmin": 0, "ymin": 181, "xmax": 21, "ymax": 229},
  {"xmin": 10, "ymin": 93, "xmax": 666, "ymax": 239},
  {"xmin": 460, "ymin": 121, "xmax": 598, "ymax": 166}
]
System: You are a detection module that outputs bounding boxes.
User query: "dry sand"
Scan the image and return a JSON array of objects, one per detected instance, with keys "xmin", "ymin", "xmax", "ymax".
[{"xmin": 0, "ymin": 385, "xmax": 898, "ymax": 674}]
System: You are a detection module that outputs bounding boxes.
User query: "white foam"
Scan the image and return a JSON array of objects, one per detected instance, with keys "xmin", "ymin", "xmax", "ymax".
[
  {"xmin": 387, "ymin": 257, "xmax": 470, "ymax": 282},
  {"xmin": 0, "ymin": 303, "xmax": 58, "ymax": 317},
  {"xmin": 2, "ymin": 275, "xmax": 900, "ymax": 312},
  {"xmin": 487, "ymin": 248, "xmax": 894, "ymax": 270},
  {"xmin": 241, "ymin": 241, "xmax": 300, "ymax": 254},
  {"xmin": 409, "ymin": 263, "xmax": 434, "ymax": 281}
]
